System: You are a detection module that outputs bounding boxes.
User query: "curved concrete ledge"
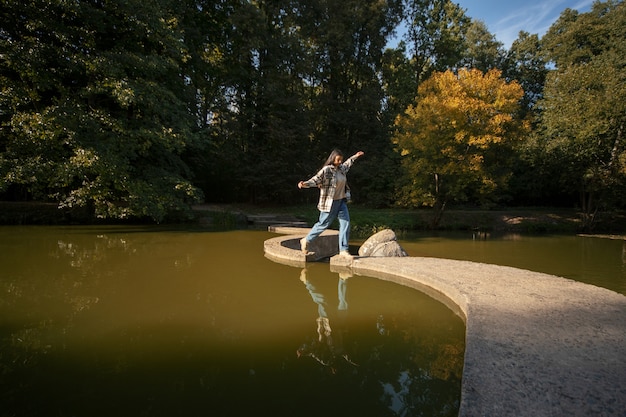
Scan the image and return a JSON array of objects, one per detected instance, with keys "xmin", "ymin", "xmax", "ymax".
[
  {"xmin": 264, "ymin": 226, "xmax": 342, "ymax": 266},
  {"xmin": 264, "ymin": 231, "xmax": 626, "ymax": 417}
]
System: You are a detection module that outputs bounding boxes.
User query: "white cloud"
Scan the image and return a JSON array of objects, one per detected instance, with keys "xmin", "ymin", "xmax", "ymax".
[{"xmin": 491, "ymin": 0, "xmax": 595, "ymax": 48}]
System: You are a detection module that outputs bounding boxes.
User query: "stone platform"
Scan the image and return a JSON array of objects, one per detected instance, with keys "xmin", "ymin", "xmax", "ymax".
[
  {"xmin": 264, "ymin": 228, "xmax": 626, "ymax": 417},
  {"xmin": 264, "ymin": 226, "xmax": 343, "ymax": 266}
]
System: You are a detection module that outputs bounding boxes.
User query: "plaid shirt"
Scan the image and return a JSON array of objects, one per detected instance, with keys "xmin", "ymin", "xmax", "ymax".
[{"xmin": 302, "ymin": 155, "xmax": 359, "ymax": 212}]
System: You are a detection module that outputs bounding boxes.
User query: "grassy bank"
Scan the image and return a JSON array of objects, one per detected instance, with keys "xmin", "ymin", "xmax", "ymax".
[
  {"xmin": 279, "ymin": 206, "xmax": 592, "ymax": 237},
  {"xmin": 193, "ymin": 204, "xmax": 626, "ymax": 237},
  {"xmin": 3, "ymin": 201, "xmax": 625, "ymax": 236}
]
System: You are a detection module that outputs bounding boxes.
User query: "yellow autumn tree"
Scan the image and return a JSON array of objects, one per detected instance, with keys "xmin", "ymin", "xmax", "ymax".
[{"xmin": 394, "ymin": 68, "xmax": 528, "ymax": 227}]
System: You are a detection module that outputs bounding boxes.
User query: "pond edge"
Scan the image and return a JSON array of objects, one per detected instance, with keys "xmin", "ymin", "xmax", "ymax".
[{"xmin": 264, "ymin": 227, "xmax": 626, "ymax": 417}]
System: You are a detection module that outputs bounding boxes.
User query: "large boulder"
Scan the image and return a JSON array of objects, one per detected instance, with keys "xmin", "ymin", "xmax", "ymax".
[{"xmin": 358, "ymin": 229, "xmax": 408, "ymax": 257}]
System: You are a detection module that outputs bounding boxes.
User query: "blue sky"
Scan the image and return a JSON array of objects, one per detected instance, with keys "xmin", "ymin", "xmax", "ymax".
[
  {"xmin": 457, "ymin": 0, "xmax": 595, "ymax": 48},
  {"xmin": 390, "ymin": 0, "xmax": 595, "ymax": 49}
]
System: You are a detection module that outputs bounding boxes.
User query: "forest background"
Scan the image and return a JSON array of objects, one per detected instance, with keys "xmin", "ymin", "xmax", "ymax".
[{"xmin": 1, "ymin": 0, "xmax": 624, "ymax": 232}]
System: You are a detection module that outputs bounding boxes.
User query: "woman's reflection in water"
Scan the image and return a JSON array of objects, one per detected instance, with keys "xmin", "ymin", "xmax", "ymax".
[{"xmin": 297, "ymin": 268, "xmax": 359, "ymax": 374}]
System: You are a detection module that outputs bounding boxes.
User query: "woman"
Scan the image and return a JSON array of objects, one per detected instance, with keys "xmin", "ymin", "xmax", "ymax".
[{"xmin": 298, "ymin": 149, "xmax": 365, "ymax": 258}]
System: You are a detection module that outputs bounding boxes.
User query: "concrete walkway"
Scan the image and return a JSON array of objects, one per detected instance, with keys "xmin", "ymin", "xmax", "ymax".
[{"xmin": 264, "ymin": 228, "xmax": 626, "ymax": 417}]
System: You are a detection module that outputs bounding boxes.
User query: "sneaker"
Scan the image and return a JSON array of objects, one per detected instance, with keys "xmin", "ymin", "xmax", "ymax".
[
  {"xmin": 300, "ymin": 238, "xmax": 309, "ymax": 254},
  {"xmin": 338, "ymin": 250, "xmax": 353, "ymax": 259}
]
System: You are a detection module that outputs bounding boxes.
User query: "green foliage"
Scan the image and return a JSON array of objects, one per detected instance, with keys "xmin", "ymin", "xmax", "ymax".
[
  {"xmin": 0, "ymin": 0, "xmax": 202, "ymax": 222},
  {"xmin": 502, "ymin": 31, "xmax": 548, "ymax": 120},
  {"xmin": 539, "ymin": 0, "xmax": 626, "ymax": 230},
  {"xmin": 0, "ymin": 0, "xmax": 624, "ymax": 225},
  {"xmin": 402, "ymin": 0, "xmax": 470, "ymax": 85},
  {"xmin": 460, "ymin": 20, "xmax": 505, "ymax": 73},
  {"xmin": 382, "ymin": 45, "xmax": 419, "ymax": 119}
]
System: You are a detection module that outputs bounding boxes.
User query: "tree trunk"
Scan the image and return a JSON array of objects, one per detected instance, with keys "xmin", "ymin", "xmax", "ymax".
[
  {"xmin": 580, "ymin": 187, "xmax": 598, "ymax": 233},
  {"xmin": 431, "ymin": 173, "xmax": 446, "ymax": 228}
]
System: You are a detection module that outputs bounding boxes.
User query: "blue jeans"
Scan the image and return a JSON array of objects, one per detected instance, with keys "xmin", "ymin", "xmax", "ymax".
[{"xmin": 305, "ymin": 199, "xmax": 350, "ymax": 252}]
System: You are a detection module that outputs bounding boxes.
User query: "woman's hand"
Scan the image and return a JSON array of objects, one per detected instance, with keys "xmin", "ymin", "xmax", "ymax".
[
  {"xmin": 355, "ymin": 151, "xmax": 365, "ymax": 158},
  {"xmin": 298, "ymin": 181, "xmax": 305, "ymax": 189}
]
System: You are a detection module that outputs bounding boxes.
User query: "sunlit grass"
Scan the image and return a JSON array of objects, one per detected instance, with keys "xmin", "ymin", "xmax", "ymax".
[{"xmin": 192, "ymin": 203, "xmax": 626, "ymax": 236}]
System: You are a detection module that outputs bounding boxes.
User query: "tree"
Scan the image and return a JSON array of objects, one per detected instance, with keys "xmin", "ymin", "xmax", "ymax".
[
  {"xmin": 459, "ymin": 20, "xmax": 504, "ymax": 73},
  {"xmin": 175, "ymin": 0, "xmax": 239, "ymax": 203},
  {"xmin": 382, "ymin": 44, "xmax": 419, "ymax": 119},
  {"xmin": 539, "ymin": 0, "xmax": 626, "ymax": 230},
  {"xmin": 185, "ymin": 0, "xmax": 403, "ymax": 207},
  {"xmin": 402, "ymin": 0, "xmax": 470, "ymax": 86},
  {"xmin": 502, "ymin": 31, "xmax": 548, "ymax": 120},
  {"xmin": 499, "ymin": 32, "xmax": 551, "ymax": 206},
  {"xmin": 393, "ymin": 68, "xmax": 528, "ymax": 227},
  {"xmin": 0, "ymin": 0, "xmax": 202, "ymax": 221},
  {"xmin": 282, "ymin": 0, "xmax": 403, "ymax": 207}
]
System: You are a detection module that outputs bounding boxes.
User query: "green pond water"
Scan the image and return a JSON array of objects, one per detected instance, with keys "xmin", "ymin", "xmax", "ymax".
[
  {"xmin": 0, "ymin": 226, "xmax": 464, "ymax": 417},
  {"xmin": 2, "ymin": 226, "xmax": 623, "ymax": 417}
]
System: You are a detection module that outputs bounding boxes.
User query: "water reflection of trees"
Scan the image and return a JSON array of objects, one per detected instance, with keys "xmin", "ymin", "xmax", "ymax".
[
  {"xmin": 372, "ymin": 312, "xmax": 464, "ymax": 416},
  {"xmin": 1, "ymin": 229, "xmax": 212, "ymax": 415},
  {"xmin": 2, "ymin": 229, "xmax": 465, "ymax": 416},
  {"xmin": 296, "ymin": 268, "xmax": 464, "ymax": 417},
  {"xmin": 1, "ymin": 230, "xmax": 184, "ymax": 369},
  {"xmin": 1, "ymin": 233, "xmax": 124, "ymax": 377}
]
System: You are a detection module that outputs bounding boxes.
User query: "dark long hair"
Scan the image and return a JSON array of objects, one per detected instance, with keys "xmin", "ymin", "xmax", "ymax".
[{"xmin": 323, "ymin": 149, "xmax": 344, "ymax": 168}]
